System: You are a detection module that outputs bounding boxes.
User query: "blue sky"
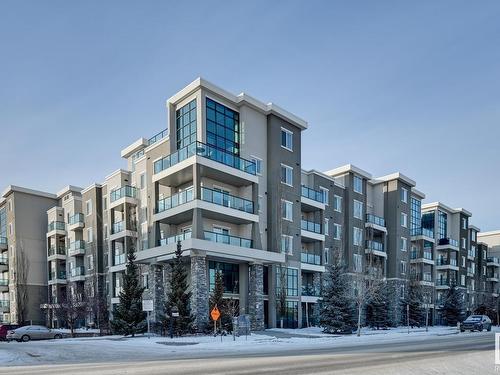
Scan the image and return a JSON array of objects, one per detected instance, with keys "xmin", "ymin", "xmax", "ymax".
[{"xmin": 1, "ymin": 1, "xmax": 499, "ymax": 230}]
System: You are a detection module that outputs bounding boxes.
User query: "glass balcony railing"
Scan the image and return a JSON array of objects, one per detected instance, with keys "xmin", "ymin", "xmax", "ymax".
[
  {"xmin": 68, "ymin": 213, "xmax": 84, "ymax": 226},
  {"xmin": 153, "ymin": 141, "xmax": 256, "ymax": 176},
  {"xmin": 114, "ymin": 253, "xmax": 127, "ymax": 266},
  {"xmin": 50, "ymin": 271, "xmax": 67, "ymax": 280},
  {"xmin": 366, "ymin": 213, "xmax": 385, "ymax": 227},
  {"xmin": 159, "ymin": 231, "xmax": 192, "ymax": 246},
  {"xmin": 411, "ymin": 228, "xmax": 434, "ymax": 238},
  {"xmin": 0, "ymin": 279, "xmax": 8, "ymax": 286},
  {"xmin": 48, "ymin": 221, "xmax": 66, "ymax": 232},
  {"xmin": 366, "ymin": 240, "xmax": 384, "ymax": 252},
  {"xmin": 436, "ymin": 258, "xmax": 457, "ymax": 266},
  {"xmin": 438, "ymin": 238, "xmax": 459, "ymax": 247},
  {"xmin": 201, "ymin": 187, "xmax": 254, "ymax": 214},
  {"xmin": 0, "ymin": 254, "xmax": 7, "ymax": 265},
  {"xmin": 423, "ymin": 273, "xmax": 432, "ymax": 282},
  {"xmin": 148, "ymin": 129, "xmax": 168, "ymax": 146},
  {"xmin": 436, "ymin": 279, "xmax": 449, "ymax": 286},
  {"xmin": 112, "ymin": 221, "xmax": 125, "ymax": 234},
  {"xmin": 300, "ymin": 252, "xmax": 321, "ymax": 265},
  {"xmin": 68, "ymin": 241, "xmax": 86, "ymax": 255},
  {"xmin": 302, "ymin": 285, "xmax": 321, "ymax": 297},
  {"xmin": 48, "ymin": 245, "xmax": 66, "ymax": 257},
  {"xmin": 110, "ymin": 186, "xmax": 137, "ymax": 203},
  {"xmin": 488, "ymin": 273, "xmax": 499, "ymax": 279},
  {"xmin": 70, "ymin": 266, "xmax": 85, "ymax": 277},
  {"xmin": 488, "ymin": 257, "xmax": 500, "ymax": 265},
  {"xmin": 411, "ymin": 251, "xmax": 433, "ymax": 260},
  {"xmin": 204, "ymin": 231, "xmax": 252, "ymax": 248},
  {"xmin": 0, "ymin": 237, "xmax": 7, "ymax": 246},
  {"xmin": 157, "ymin": 188, "xmax": 194, "ymax": 213},
  {"xmin": 0, "ymin": 300, "xmax": 9, "ymax": 309},
  {"xmin": 301, "ymin": 219, "xmax": 322, "ymax": 234},
  {"xmin": 301, "ymin": 186, "xmax": 324, "ymax": 203}
]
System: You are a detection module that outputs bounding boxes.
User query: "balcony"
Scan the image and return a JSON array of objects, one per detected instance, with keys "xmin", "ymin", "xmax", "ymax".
[
  {"xmin": 487, "ymin": 273, "xmax": 499, "ymax": 282},
  {"xmin": 157, "ymin": 188, "xmax": 194, "ymax": 213},
  {"xmin": 0, "ymin": 279, "xmax": 8, "ymax": 286},
  {"xmin": 301, "ymin": 219, "xmax": 324, "ymax": 242},
  {"xmin": 112, "ymin": 221, "xmax": 125, "ymax": 235},
  {"xmin": 68, "ymin": 241, "xmax": 86, "ymax": 257},
  {"xmin": 201, "ymin": 187, "xmax": 254, "ymax": 214},
  {"xmin": 300, "ymin": 186, "xmax": 325, "ymax": 211},
  {"xmin": 70, "ymin": 266, "xmax": 85, "ymax": 281},
  {"xmin": 436, "ymin": 258, "xmax": 458, "ymax": 270},
  {"xmin": 0, "ymin": 237, "xmax": 7, "ymax": 250},
  {"xmin": 0, "ymin": 300, "xmax": 9, "ymax": 310},
  {"xmin": 366, "ymin": 213, "xmax": 386, "ymax": 227},
  {"xmin": 411, "ymin": 228, "xmax": 435, "ymax": 241},
  {"xmin": 301, "ymin": 219, "xmax": 321, "ymax": 234},
  {"xmin": 154, "ymin": 141, "xmax": 256, "ymax": 176},
  {"xmin": 47, "ymin": 245, "xmax": 66, "ymax": 258},
  {"xmin": 410, "ymin": 250, "xmax": 434, "ymax": 264},
  {"xmin": 68, "ymin": 213, "xmax": 85, "ymax": 231},
  {"xmin": 365, "ymin": 240, "xmax": 387, "ymax": 257},
  {"xmin": 436, "ymin": 279, "xmax": 450, "ymax": 288},
  {"xmin": 301, "ymin": 252, "xmax": 321, "ymax": 266},
  {"xmin": 487, "ymin": 257, "xmax": 500, "ymax": 267},
  {"xmin": 49, "ymin": 271, "xmax": 67, "ymax": 284},
  {"xmin": 0, "ymin": 254, "xmax": 7, "ymax": 266},
  {"xmin": 467, "ymin": 267, "xmax": 475, "ymax": 277},
  {"xmin": 437, "ymin": 238, "xmax": 459, "ymax": 251},
  {"xmin": 110, "ymin": 186, "xmax": 137, "ymax": 207},
  {"xmin": 204, "ymin": 231, "xmax": 252, "ymax": 248},
  {"xmin": 159, "ymin": 231, "xmax": 192, "ymax": 246},
  {"xmin": 47, "ymin": 221, "xmax": 66, "ymax": 235},
  {"xmin": 114, "ymin": 253, "xmax": 127, "ymax": 266},
  {"xmin": 148, "ymin": 129, "xmax": 168, "ymax": 146}
]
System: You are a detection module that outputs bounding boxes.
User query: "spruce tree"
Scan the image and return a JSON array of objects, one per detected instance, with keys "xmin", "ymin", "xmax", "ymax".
[
  {"xmin": 111, "ymin": 246, "xmax": 146, "ymax": 337},
  {"xmin": 209, "ymin": 270, "xmax": 229, "ymax": 332},
  {"xmin": 443, "ymin": 284, "xmax": 465, "ymax": 326},
  {"xmin": 366, "ymin": 286, "xmax": 389, "ymax": 329},
  {"xmin": 163, "ymin": 241, "xmax": 194, "ymax": 336},
  {"xmin": 319, "ymin": 257, "xmax": 355, "ymax": 334},
  {"xmin": 400, "ymin": 282, "xmax": 426, "ymax": 328}
]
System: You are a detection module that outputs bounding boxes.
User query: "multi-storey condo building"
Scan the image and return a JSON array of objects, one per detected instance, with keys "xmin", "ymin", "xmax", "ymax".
[
  {"xmin": 1, "ymin": 78, "xmax": 499, "ymax": 329},
  {"xmin": 477, "ymin": 231, "xmax": 500, "ymax": 310}
]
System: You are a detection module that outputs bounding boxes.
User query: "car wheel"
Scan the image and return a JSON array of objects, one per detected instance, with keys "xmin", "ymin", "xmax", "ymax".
[
  {"xmin": 54, "ymin": 334, "xmax": 62, "ymax": 339},
  {"xmin": 21, "ymin": 335, "xmax": 30, "ymax": 342},
  {"xmin": 488, "ymin": 326, "xmax": 492, "ymax": 332},
  {"xmin": 460, "ymin": 329, "xmax": 465, "ymax": 332}
]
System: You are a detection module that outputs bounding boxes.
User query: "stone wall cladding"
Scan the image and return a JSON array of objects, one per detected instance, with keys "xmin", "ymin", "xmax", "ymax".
[
  {"xmin": 190, "ymin": 255, "xmax": 209, "ymax": 331},
  {"xmin": 248, "ymin": 264, "xmax": 265, "ymax": 331}
]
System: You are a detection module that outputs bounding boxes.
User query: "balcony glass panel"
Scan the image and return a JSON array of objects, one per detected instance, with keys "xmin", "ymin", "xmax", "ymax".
[
  {"xmin": 68, "ymin": 213, "xmax": 84, "ymax": 225},
  {"xmin": 157, "ymin": 188, "xmax": 194, "ymax": 213},
  {"xmin": 112, "ymin": 221, "xmax": 125, "ymax": 234},
  {"xmin": 70, "ymin": 266, "xmax": 85, "ymax": 277},
  {"xmin": 159, "ymin": 231, "xmax": 192, "ymax": 246},
  {"xmin": 300, "ymin": 252, "xmax": 321, "ymax": 265},
  {"xmin": 366, "ymin": 240, "xmax": 384, "ymax": 252},
  {"xmin": 204, "ymin": 231, "xmax": 252, "ymax": 248},
  {"xmin": 301, "ymin": 219, "xmax": 322, "ymax": 234},
  {"xmin": 366, "ymin": 213, "xmax": 385, "ymax": 227},
  {"xmin": 201, "ymin": 187, "xmax": 254, "ymax": 214},
  {"xmin": 301, "ymin": 186, "xmax": 324, "ymax": 203},
  {"xmin": 48, "ymin": 245, "xmax": 66, "ymax": 257},
  {"xmin": 110, "ymin": 186, "xmax": 137, "ymax": 203},
  {"xmin": 48, "ymin": 221, "xmax": 66, "ymax": 232}
]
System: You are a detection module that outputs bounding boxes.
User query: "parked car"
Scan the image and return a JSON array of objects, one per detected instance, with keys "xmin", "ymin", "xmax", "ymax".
[
  {"xmin": 460, "ymin": 315, "xmax": 492, "ymax": 332},
  {"xmin": 0, "ymin": 324, "xmax": 20, "ymax": 341},
  {"xmin": 6, "ymin": 325, "xmax": 64, "ymax": 342}
]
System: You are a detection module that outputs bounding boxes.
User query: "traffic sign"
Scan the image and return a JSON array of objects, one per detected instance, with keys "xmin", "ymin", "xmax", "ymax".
[
  {"xmin": 211, "ymin": 306, "xmax": 221, "ymax": 321},
  {"xmin": 142, "ymin": 299, "xmax": 154, "ymax": 312}
]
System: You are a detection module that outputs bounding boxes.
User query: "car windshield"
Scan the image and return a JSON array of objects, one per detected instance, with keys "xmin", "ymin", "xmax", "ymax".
[{"xmin": 466, "ymin": 316, "xmax": 482, "ymax": 322}]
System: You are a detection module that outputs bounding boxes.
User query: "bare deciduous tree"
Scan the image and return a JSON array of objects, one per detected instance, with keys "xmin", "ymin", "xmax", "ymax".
[
  {"xmin": 15, "ymin": 241, "xmax": 29, "ymax": 325},
  {"xmin": 54, "ymin": 282, "xmax": 87, "ymax": 337},
  {"xmin": 353, "ymin": 270, "xmax": 384, "ymax": 337}
]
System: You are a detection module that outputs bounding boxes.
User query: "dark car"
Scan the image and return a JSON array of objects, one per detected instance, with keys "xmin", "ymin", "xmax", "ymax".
[
  {"xmin": 0, "ymin": 324, "xmax": 20, "ymax": 341},
  {"xmin": 460, "ymin": 315, "xmax": 492, "ymax": 332}
]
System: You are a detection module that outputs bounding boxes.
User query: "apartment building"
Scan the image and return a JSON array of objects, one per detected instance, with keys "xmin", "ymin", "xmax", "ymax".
[
  {"xmin": 0, "ymin": 186, "xmax": 58, "ymax": 324},
  {"xmin": 477, "ymin": 231, "xmax": 500, "ymax": 309}
]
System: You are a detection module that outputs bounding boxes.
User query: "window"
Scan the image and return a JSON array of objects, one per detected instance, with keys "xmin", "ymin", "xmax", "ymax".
[
  {"xmin": 104, "ymin": 224, "xmax": 108, "ymax": 239},
  {"xmin": 461, "ymin": 275, "xmax": 466, "ymax": 286},
  {"xmin": 462, "ymin": 256, "xmax": 466, "ymax": 267},
  {"xmin": 353, "ymin": 227, "xmax": 363, "ymax": 246},
  {"xmin": 410, "ymin": 197, "xmax": 422, "ymax": 236},
  {"xmin": 333, "ymin": 224, "xmax": 342, "ymax": 240},
  {"xmin": 87, "ymin": 227, "xmax": 93, "ymax": 243},
  {"xmin": 401, "ymin": 187, "xmax": 408, "ymax": 203},
  {"xmin": 86, "ymin": 200, "xmax": 93, "ymax": 216},
  {"xmin": 142, "ymin": 274, "xmax": 149, "ymax": 290},
  {"xmin": 87, "ymin": 254, "xmax": 94, "ymax": 270},
  {"xmin": 483, "ymin": 266, "xmax": 486, "ymax": 276},
  {"xmin": 471, "ymin": 231, "xmax": 476, "ymax": 242},
  {"xmin": 324, "ymin": 218, "xmax": 329, "ymax": 236},
  {"xmin": 334, "ymin": 195, "xmax": 342, "ymax": 212},
  {"xmin": 281, "ymin": 128, "xmax": 293, "ymax": 151},
  {"xmin": 400, "ymin": 237, "xmax": 407, "ymax": 251},
  {"xmin": 353, "ymin": 200, "xmax": 363, "ymax": 219},
  {"xmin": 353, "ymin": 254, "xmax": 362, "ymax": 273},
  {"xmin": 206, "ymin": 98, "xmax": 240, "ymax": 155},
  {"xmin": 281, "ymin": 235, "xmax": 293, "ymax": 254},
  {"xmin": 319, "ymin": 187, "xmax": 329, "ymax": 205},
  {"xmin": 401, "ymin": 212, "xmax": 408, "ymax": 228},
  {"xmin": 462, "ymin": 217, "xmax": 467, "ymax": 230},
  {"xmin": 438, "ymin": 210, "xmax": 447, "ymax": 239},
  {"xmin": 324, "ymin": 248, "xmax": 330, "ymax": 265},
  {"xmin": 281, "ymin": 200, "xmax": 293, "ymax": 221},
  {"xmin": 276, "ymin": 267, "xmax": 298, "ymax": 297},
  {"xmin": 177, "ymin": 99, "xmax": 197, "ymax": 150},
  {"xmin": 280, "ymin": 164, "xmax": 293, "ymax": 186},
  {"xmin": 353, "ymin": 176, "xmax": 363, "ymax": 194},
  {"xmin": 250, "ymin": 156, "xmax": 262, "ymax": 175},
  {"xmin": 140, "ymin": 173, "xmax": 146, "ymax": 189},
  {"xmin": 103, "ymin": 197, "xmax": 107, "ymax": 211},
  {"xmin": 461, "ymin": 237, "xmax": 466, "ymax": 249},
  {"xmin": 209, "ymin": 261, "xmax": 240, "ymax": 293},
  {"xmin": 9, "ymin": 223, "xmax": 13, "ymax": 235},
  {"xmin": 401, "ymin": 261, "xmax": 407, "ymax": 275}
]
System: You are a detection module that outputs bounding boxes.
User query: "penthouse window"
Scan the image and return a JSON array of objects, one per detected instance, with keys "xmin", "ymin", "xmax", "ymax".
[
  {"xmin": 176, "ymin": 99, "xmax": 197, "ymax": 150},
  {"xmin": 438, "ymin": 210, "xmax": 447, "ymax": 239},
  {"xmin": 206, "ymin": 97, "xmax": 240, "ymax": 156},
  {"xmin": 353, "ymin": 176, "xmax": 363, "ymax": 194}
]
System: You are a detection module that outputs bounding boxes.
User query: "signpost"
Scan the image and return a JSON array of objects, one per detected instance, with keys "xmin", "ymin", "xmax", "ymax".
[
  {"xmin": 211, "ymin": 306, "xmax": 221, "ymax": 341},
  {"xmin": 142, "ymin": 300, "xmax": 153, "ymax": 339},
  {"xmin": 170, "ymin": 306, "xmax": 179, "ymax": 339}
]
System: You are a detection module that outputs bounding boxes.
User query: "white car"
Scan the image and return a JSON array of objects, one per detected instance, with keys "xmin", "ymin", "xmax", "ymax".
[{"xmin": 6, "ymin": 325, "xmax": 64, "ymax": 342}]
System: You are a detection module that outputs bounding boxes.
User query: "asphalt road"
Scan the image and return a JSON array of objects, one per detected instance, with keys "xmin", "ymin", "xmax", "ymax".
[{"xmin": 0, "ymin": 332, "xmax": 496, "ymax": 374}]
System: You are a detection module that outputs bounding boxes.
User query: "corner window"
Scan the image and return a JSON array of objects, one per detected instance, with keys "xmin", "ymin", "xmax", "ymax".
[
  {"xmin": 280, "ymin": 164, "xmax": 293, "ymax": 186},
  {"xmin": 281, "ymin": 128, "xmax": 293, "ymax": 151},
  {"xmin": 353, "ymin": 176, "xmax": 363, "ymax": 194}
]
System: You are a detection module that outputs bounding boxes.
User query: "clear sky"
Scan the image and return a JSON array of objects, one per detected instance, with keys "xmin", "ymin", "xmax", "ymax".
[{"xmin": 1, "ymin": 1, "xmax": 499, "ymax": 230}]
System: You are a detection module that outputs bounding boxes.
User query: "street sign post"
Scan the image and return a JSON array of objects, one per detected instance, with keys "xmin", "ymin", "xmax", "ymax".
[
  {"xmin": 142, "ymin": 300, "xmax": 154, "ymax": 339},
  {"xmin": 211, "ymin": 306, "xmax": 221, "ymax": 339}
]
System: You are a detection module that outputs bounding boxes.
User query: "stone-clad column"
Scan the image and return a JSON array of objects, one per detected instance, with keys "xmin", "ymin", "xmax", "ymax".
[
  {"xmin": 190, "ymin": 253, "xmax": 208, "ymax": 331},
  {"xmin": 248, "ymin": 263, "xmax": 265, "ymax": 331},
  {"xmin": 151, "ymin": 264, "xmax": 165, "ymax": 325},
  {"xmin": 312, "ymin": 272, "xmax": 322, "ymax": 326}
]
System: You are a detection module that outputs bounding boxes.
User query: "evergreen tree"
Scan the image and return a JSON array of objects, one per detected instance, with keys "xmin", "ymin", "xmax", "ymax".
[
  {"xmin": 366, "ymin": 285, "xmax": 390, "ymax": 329},
  {"xmin": 209, "ymin": 269, "xmax": 234, "ymax": 332},
  {"xmin": 400, "ymin": 282, "xmax": 425, "ymax": 328},
  {"xmin": 162, "ymin": 241, "xmax": 194, "ymax": 336},
  {"xmin": 319, "ymin": 257, "xmax": 355, "ymax": 334},
  {"xmin": 110, "ymin": 246, "xmax": 146, "ymax": 337},
  {"xmin": 443, "ymin": 284, "xmax": 465, "ymax": 326}
]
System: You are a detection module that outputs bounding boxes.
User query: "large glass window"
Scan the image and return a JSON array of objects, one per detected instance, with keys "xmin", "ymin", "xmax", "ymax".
[
  {"xmin": 422, "ymin": 211, "xmax": 434, "ymax": 233},
  {"xmin": 176, "ymin": 99, "xmax": 197, "ymax": 149},
  {"xmin": 281, "ymin": 128, "xmax": 293, "ymax": 151},
  {"xmin": 0, "ymin": 207, "xmax": 6, "ymax": 238},
  {"xmin": 353, "ymin": 227, "xmax": 363, "ymax": 246},
  {"xmin": 206, "ymin": 98, "xmax": 239, "ymax": 155},
  {"xmin": 209, "ymin": 261, "xmax": 239, "ymax": 293},
  {"xmin": 281, "ymin": 200, "xmax": 293, "ymax": 221},
  {"xmin": 276, "ymin": 267, "xmax": 298, "ymax": 296},
  {"xmin": 353, "ymin": 200, "xmax": 363, "ymax": 219},
  {"xmin": 438, "ymin": 210, "xmax": 447, "ymax": 239},
  {"xmin": 410, "ymin": 197, "xmax": 421, "ymax": 235},
  {"xmin": 280, "ymin": 164, "xmax": 293, "ymax": 186},
  {"xmin": 353, "ymin": 176, "xmax": 363, "ymax": 194}
]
